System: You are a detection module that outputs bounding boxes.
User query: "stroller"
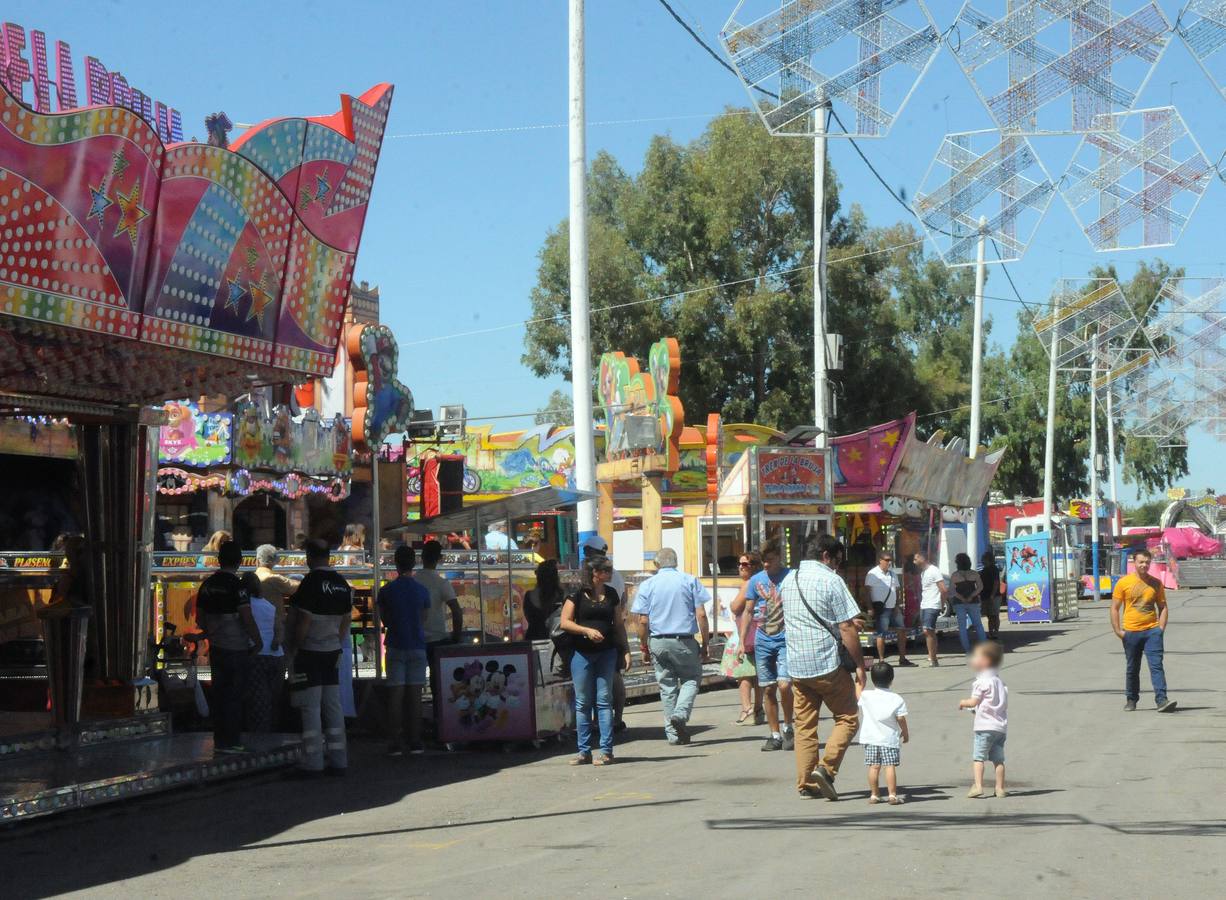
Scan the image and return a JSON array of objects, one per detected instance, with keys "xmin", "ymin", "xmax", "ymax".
[{"xmin": 151, "ymin": 622, "xmax": 210, "ymax": 730}]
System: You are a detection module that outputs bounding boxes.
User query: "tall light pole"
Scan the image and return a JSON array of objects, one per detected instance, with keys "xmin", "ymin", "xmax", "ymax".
[
  {"xmin": 1042, "ymin": 295, "xmax": 1060, "ymax": 536},
  {"xmin": 1105, "ymin": 380, "xmax": 1119, "ymax": 537},
  {"xmin": 1089, "ymin": 335, "xmax": 1101, "ymax": 599},
  {"xmin": 967, "ymin": 216, "xmax": 987, "ymax": 558},
  {"xmin": 813, "ymin": 104, "xmax": 829, "ymax": 448},
  {"xmin": 568, "ymin": 0, "xmax": 596, "ymax": 540}
]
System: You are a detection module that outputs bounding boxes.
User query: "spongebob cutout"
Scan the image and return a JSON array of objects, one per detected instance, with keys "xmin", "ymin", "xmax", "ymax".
[{"xmin": 597, "ymin": 337, "xmax": 684, "ymax": 473}]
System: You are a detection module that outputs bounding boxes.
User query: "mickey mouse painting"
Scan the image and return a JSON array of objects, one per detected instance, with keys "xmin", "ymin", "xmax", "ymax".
[{"xmin": 444, "ymin": 654, "xmax": 528, "ymax": 739}]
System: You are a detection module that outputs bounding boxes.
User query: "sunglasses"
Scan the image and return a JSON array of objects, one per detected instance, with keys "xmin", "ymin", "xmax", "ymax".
[{"xmin": 737, "ymin": 560, "xmax": 751, "ymax": 567}]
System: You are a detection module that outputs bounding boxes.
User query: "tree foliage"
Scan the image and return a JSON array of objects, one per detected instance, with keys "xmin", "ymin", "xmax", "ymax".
[
  {"xmin": 978, "ymin": 262, "xmax": 1188, "ymax": 498},
  {"xmin": 522, "ymin": 110, "xmax": 978, "ymax": 436},
  {"xmin": 523, "ymin": 109, "xmax": 1189, "ymax": 498}
]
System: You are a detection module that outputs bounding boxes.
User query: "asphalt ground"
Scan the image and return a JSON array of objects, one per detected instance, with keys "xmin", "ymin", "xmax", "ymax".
[{"xmin": 2, "ymin": 590, "xmax": 1223, "ymax": 899}]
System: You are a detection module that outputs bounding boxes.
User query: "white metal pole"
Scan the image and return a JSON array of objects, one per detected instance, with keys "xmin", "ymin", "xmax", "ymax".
[
  {"xmin": 1105, "ymin": 380, "xmax": 1120, "ymax": 537},
  {"xmin": 967, "ymin": 217, "xmax": 987, "ymax": 559},
  {"xmin": 1089, "ymin": 340, "xmax": 1101, "ymax": 600},
  {"xmin": 1042, "ymin": 296, "xmax": 1060, "ymax": 535},
  {"xmin": 568, "ymin": 0, "xmax": 596, "ymax": 538},
  {"xmin": 370, "ymin": 450, "xmax": 383, "ymax": 679},
  {"xmin": 813, "ymin": 103, "xmax": 829, "ymax": 449}
]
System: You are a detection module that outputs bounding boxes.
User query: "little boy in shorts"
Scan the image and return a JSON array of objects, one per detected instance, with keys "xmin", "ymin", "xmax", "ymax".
[
  {"xmin": 857, "ymin": 661, "xmax": 910, "ymax": 805},
  {"xmin": 959, "ymin": 640, "xmax": 1008, "ymax": 798}
]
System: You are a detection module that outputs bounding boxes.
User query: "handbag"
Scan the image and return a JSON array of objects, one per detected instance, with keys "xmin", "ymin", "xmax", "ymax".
[{"xmin": 794, "ymin": 577, "xmax": 858, "ymax": 674}]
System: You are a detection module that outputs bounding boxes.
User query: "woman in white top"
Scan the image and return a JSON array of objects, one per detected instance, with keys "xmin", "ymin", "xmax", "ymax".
[{"xmin": 242, "ymin": 572, "xmax": 285, "ymax": 733}]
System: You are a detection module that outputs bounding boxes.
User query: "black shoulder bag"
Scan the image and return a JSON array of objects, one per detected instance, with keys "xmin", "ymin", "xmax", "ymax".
[{"xmin": 793, "ymin": 575, "xmax": 859, "ymax": 674}]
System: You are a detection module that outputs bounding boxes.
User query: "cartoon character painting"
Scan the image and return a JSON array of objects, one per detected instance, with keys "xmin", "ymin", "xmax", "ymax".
[
  {"xmin": 236, "ymin": 405, "xmax": 263, "ymax": 465},
  {"xmin": 159, "ymin": 402, "xmax": 198, "ymax": 459},
  {"xmin": 271, "ymin": 406, "xmax": 294, "ymax": 470},
  {"xmin": 442, "ymin": 653, "xmax": 531, "ymax": 740}
]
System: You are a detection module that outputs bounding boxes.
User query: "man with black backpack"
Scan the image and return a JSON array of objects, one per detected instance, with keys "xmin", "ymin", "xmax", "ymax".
[{"xmin": 780, "ymin": 534, "xmax": 866, "ymax": 801}]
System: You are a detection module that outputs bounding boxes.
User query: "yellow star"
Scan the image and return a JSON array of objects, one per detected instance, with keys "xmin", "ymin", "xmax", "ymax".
[
  {"xmin": 881, "ymin": 429, "xmax": 900, "ymax": 447},
  {"xmin": 848, "ymin": 447, "xmax": 863, "ymax": 461},
  {"xmin": 112, "ymin": 179, "xmax": 148, "ymax": 248},
  {"xmin": 246, "ymin": 273, "xmax": 274, "ymax": 326}
]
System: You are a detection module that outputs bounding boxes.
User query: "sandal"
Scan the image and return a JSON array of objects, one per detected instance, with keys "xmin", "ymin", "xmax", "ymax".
[
  {"xmin": 888, "ymin": 795, "xmax": 904, "ymax": 805},
  {"xmin": 868, "ymin": 795, "xmax": 881, "ymax": 805},
  {"xmin": 734, "ymin": 707, "xmax": 753, "ymax": 725},
  {"xmin": 592, "ymin": 753, "xmax": 614, "ymax": 766},
  {"xmin": 569, "ymin": 753, "xmax": 592, "ymax": 766}
]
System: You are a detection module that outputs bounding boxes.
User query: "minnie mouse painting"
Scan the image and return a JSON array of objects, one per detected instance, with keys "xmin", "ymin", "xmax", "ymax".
[{"xmin": 442, "ymin": 653, "xmax": 530, "ymax": 740}]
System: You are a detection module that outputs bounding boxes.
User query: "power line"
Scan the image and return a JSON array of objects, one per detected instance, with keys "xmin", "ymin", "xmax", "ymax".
[
  {"xmin": 656, "ymin": 0, "xmax": 779, "ymax": 100},
  {"xmin": 383, "ymin": 110, "xmax": 754, "ymax": 140},
  {"xmin": 399, "ymin": 237, "xmax": 926, "ymax": 347}
]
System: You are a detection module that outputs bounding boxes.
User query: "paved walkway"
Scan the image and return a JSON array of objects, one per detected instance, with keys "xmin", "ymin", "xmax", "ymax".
[{"xmin": 4, "ymin": 591, "xmax": 1223, "ymax": 898}]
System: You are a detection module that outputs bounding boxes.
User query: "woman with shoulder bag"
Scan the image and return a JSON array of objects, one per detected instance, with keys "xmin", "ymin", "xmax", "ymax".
[
  {"xmin": 722, "ymin": 551, "xmax": 765, "ymax": 725},
  {"xmin": 559, "ymin": 557, "xmax": 630, "ymax": 766},
  {"xmin": 950, "ymin": 553, "xmax": 987, "ymax": 654},
  {"xmin": 979, "ymin": 550, "xmax": 1002, "ymax": 639}
]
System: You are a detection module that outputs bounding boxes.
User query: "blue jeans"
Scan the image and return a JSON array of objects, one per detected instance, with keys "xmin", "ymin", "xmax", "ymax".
[
  {"xmin": 572, "ymin": 647, "xmax": 617, "ymax": 755},
  {"xmin": 1123, "ymin": 627, "xmax": 1168, "ymax": 703},
  {"xmin": 649, "ymin": 635, "xmax": 702, "ymax": 741},
  {"xmin": 954, "ymin": 603, "xmax": 986, "ymax": 653}
]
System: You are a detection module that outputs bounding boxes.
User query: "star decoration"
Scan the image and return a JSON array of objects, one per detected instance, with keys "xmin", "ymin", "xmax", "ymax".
[
  {"xmin": 878, "ymin": 456, "xmax": 888, "ymax": 467},
  {"xmin": 881, "ymin": 430, "xmax": 900, "ymax": 448},
  {"xmin": 112, "ymin": 179, "xmax": 149, "ymax": 247},
  {"xmin": 848, "ymin": 447, "xmax": 863, "ymax": 462},
  {"xmin": 87, "ymin": 184, "xmax": 112, "ymax": 222},
  {"xmin": 110, "ymin": 150, "xmax": 129, "ymax": 177},
  {"xmin": 225, "ymin": 277, "xmax": 248, "ymax": 314},
  {"xmin": 245, "ymin": 246, "xmax": 260, "ymax": 271},
  {"xmin": 246, "ymin": 273, "xmax": 273, "ymax": 326},
  {"xmin": 313, "ymin": 171, "xmax": 331, "ymax": 203}
]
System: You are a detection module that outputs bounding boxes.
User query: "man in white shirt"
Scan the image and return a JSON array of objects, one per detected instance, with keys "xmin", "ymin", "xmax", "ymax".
[
  {"xmin": 483, "ymin": 521, "xmax": 518, "ymax": 551},
  {"xmin": 866, "ymin": 551, "xmax": 914, "ymax": 667},
  {"xmin": 913, "ymin": 552, "xmax": 948, "ymax": 667}
]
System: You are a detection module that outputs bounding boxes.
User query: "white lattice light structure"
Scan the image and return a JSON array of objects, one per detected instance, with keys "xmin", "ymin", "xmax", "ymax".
[
  {"xmin": 912, "ymin": 129, "xmax": 1056, "ymax": 266},
  {"xmin": 948, "ymin": 0, "xmax": 1172, "ymax": 134},
  {"xmin": 1145, "ymin": 276, "xmax": 1226, "ymax": 366},
  {"xmin": 1177, "ymin": 0, "xmax": 1226, "ymax": 101},
  {"xmin": 1034, "ymin": 277, "xmax": 1143, "ymax": 371},
  {"xmin": 720, "ymin": 0, "xmax": 941, "ymax": 137},
  {"xmin": 1060, "ymin": 107, "xmax": 1213, "ymax": 253}
]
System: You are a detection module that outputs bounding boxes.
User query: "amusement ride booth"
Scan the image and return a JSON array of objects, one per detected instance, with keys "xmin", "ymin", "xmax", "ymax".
[{"xmin": 0, "ymin": 60, "xmax": 393, "ymax": 820}]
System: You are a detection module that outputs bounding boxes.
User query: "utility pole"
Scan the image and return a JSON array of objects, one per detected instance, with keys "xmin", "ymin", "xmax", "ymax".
[
  {"xmin": 1089, "ymin": 336, "xmax": 1101, "ymax": 600},
  {"xmin": 1042, "ymin": 295, "xmax": 1060, "ymax": 536},
  {"xmin": 568, "ymin": 0, "xmax": 596, "ymax": 540},
  {"xmin": 814, "ymin": 102, "xmax": 829, "ymax": 449},
  {"xmin": 1105, "ymin": 381, "xmax": 1120, "ymax": 537},
  {"xmin": 967, "ymin": 216, "xmax": 987, "ymax": 559}
]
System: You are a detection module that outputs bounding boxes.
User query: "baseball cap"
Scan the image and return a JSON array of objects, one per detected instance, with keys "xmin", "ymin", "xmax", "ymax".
[{"xmin": 582, "ymin": 535, "xmax": 609, "ymax": 553}]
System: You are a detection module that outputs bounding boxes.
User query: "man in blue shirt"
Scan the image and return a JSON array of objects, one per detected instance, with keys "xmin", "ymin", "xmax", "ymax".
[
  {"xmin": 378, "ymin": 545, "xmax": 431, "ymax": 756},
  {"xmin": 631, "ymin": 548, "xmax": 711, "ymax": 744},
  {"xmin": 733, "ymin": 541, "xmax": 794, "ymax": 752}
]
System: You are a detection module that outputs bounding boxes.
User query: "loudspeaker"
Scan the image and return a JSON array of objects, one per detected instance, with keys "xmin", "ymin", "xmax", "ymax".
[{"xmin": 421, "ymin": 454, "xmax": 465, "ymax": 519}]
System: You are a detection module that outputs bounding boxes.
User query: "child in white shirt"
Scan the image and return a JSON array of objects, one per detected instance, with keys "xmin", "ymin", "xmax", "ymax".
[
  {"xmin": 857, "ymin": 661, "xmax": 910, "ymax": 805},
  {"xmin": 959, "ymin": 640, "xmax": 1008, "ymax": 798}
]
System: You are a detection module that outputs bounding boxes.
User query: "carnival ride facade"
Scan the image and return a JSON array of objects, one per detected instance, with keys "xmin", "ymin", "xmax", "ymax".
[{"xmin": 0, "ymin": 76, "xmax": 393, "ymax": 820}]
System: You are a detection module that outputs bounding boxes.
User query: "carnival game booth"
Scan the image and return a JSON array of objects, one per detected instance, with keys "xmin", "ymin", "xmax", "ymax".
[
  {"xmin": 385, "ymin": 486, "xmax": 590, "ymax": 746},
  {"xmin": 0, "ymin": 72, "xmax": 393, "ymax": 822},
  {"xmin": 156, "ymin": 399, "xmax": 354, "ymax": 550},
  {"xmin": 827, "ymin": 414, "xmax": 1005, "ymax": 648}
]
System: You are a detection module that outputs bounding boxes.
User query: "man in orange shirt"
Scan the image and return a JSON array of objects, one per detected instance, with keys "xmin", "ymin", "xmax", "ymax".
[{"xmin": 1110, "ymin": 549, "xmax": 1176, "ymax": 713}]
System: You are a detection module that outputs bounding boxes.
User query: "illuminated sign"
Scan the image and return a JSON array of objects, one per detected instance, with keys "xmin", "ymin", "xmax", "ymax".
[{"xmin": 0, "ymin": 20, "xmax": 183, "ymax": 141}]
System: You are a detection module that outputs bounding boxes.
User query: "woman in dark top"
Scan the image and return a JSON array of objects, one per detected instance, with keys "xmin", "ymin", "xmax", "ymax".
[
  {"xmin": 950, "ymin": 552, "xmax": 987, "ymax": 654},
  {"xmin": 980, "ymin": 550, "xmax": 1002, "ymax": 639},
  {"xmin": 523, "ymin": 559, "xmax": 563, "ymax": 641},
  {"xmin": 560, "ymin": 557, "xmax": 629, "ymax": 766}
]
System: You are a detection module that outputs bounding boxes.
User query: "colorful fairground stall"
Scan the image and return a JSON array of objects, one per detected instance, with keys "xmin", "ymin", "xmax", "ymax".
[
  {"xmin": 156, "ymin": 400, "xmax": 353, "ymax": 550},
  {"xmin": 0, "ymin": 59, "xmax": 393, "ymax": 821}
]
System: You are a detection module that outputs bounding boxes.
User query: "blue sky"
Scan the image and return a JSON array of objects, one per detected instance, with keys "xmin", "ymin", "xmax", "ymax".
[{"xmin": 11, "ymin": 0, "xmax": 1226, "ymax": 503}]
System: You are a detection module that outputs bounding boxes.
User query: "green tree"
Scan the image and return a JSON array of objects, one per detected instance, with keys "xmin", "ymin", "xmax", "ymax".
[
  {"xmin": 522, "ymin": 110, "xmax": 978, "ymax": 435},
  {"xmin": 534, "ymin": 389, "xmax": 573, "ymax": 426},
  {"xmin": 979, "ymin": 263, "xmax": 1188, "ymax": 498}
]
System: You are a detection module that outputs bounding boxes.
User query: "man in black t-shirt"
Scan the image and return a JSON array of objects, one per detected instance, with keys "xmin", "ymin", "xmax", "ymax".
[
  {"xmin": 195, "ymin": 541, "xmax": 261, "ymax": 753},
  {"xmin": 287, "ymin": 539, "xmax": 354, "ymax": 773}
]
